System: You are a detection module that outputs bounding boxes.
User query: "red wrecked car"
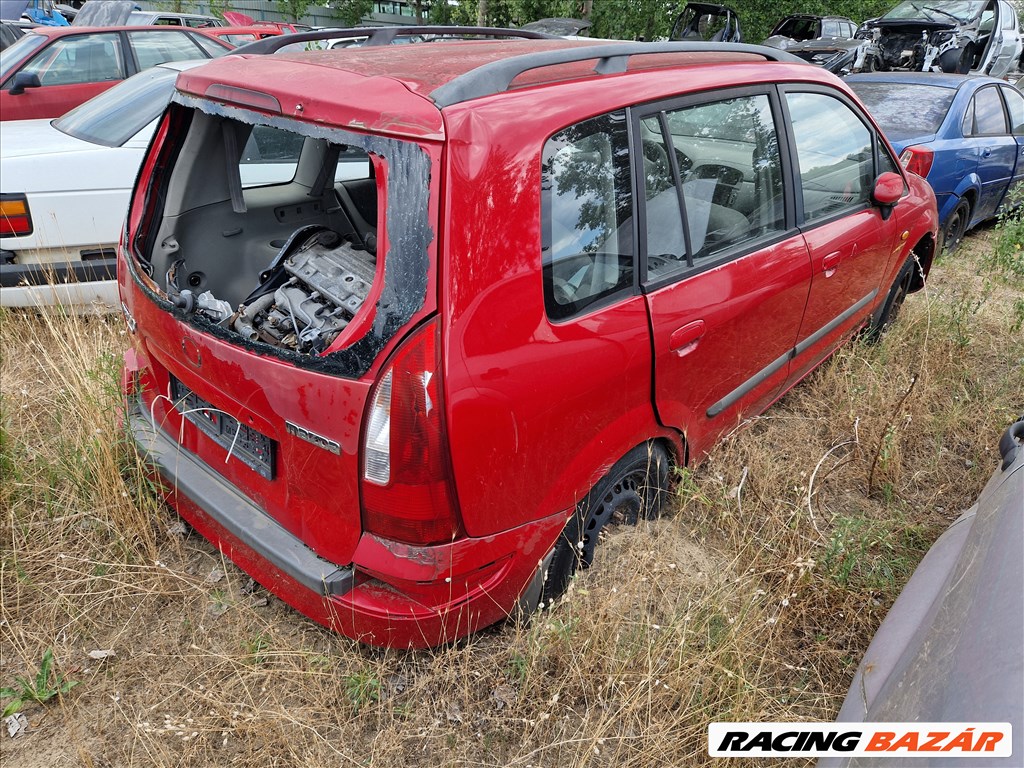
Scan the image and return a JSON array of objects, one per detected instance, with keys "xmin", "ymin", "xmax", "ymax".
[{"xmin": 119, "ymin": 32, "xmax": 938, "ymax": 647}]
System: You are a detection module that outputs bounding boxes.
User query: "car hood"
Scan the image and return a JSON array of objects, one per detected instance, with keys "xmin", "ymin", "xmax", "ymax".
[{"xmin": 0, "ymin": 119, "xmax": 103, "ymax": 159}]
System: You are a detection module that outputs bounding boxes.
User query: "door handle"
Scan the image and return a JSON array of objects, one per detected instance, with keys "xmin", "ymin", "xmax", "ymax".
[
  {"xmin": 983, "ymin": 148, "xmax": 992, "ymax": 158},
  {"xmin": 669, "ymin": 320, "xmax": 706, "ymax": 356},
  {"xmin": 822, "ymin": 251, "xmax": 842, "ymax": 276}
]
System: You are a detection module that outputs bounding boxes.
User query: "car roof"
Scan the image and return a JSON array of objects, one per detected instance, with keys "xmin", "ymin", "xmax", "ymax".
[
  {"xmin": 214, "ymin": 39, "xmax": 802, "ymax": 100},
  {"xmin": 25, "ymin": 24, "xmax": 222, "ymax": 39},
  {"xmin": 845, "ymin": 71, "xmax": 1006, "ymax": 89},
  {"xmin": 175, "ymin": 40, "xmax": 831, "ymax": 140}
]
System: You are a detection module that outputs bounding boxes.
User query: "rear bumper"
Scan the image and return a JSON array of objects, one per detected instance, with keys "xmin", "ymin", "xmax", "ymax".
[
  {"xmin": 0, "ymin": 256, "xmax": 117, "ymax": 308},
  {"xmin": 128, "ymin": 397, "xmax": 564, "ymax": 647}
]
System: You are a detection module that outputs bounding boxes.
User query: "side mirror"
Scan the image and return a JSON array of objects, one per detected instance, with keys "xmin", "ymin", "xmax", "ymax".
[
  {"xmin": 872, "ymin": 171, "xmax": 903, "ymax": 220},
  {"xmin": 9, "ymin": 72, "xmax": 42, "ymax": 96}
]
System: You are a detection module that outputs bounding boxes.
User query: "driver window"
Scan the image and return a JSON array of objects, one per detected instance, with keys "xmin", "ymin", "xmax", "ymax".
[{"xmin": 786, "ymin": 92, "xmax": 873, "ymax": 222}]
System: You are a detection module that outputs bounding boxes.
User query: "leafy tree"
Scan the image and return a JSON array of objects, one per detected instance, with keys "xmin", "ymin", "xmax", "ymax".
[
  {"xmin": 326, "ymin": 0, "xmax": 374, "ymax": 26},
  {"xmin": 276, "ymin": 0, "xmax": 313, "ymax": 22}
]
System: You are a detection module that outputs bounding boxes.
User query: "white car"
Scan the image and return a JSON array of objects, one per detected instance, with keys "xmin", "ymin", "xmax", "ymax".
[
  {"xmin": 0, "ymin": 58, "xmax": 368, "ymax": 308},
  {"xmin": 0, "ymin": 60, "xmax": 203, "ymax": 308}
]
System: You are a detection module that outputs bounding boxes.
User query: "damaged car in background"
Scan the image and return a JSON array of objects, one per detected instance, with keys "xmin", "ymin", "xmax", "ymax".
[{"xmin": 786, "ymin": 0, "xmax": 1021, "ymax": 77}]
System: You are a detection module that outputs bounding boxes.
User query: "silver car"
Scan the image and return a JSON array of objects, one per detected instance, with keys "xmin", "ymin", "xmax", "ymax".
[{"xmin": 821, "ymin": 416, "xmax": 1024, "ymax": 766}]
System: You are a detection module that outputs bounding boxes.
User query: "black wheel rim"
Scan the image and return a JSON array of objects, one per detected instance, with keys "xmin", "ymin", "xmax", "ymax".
[
  {"xmin": 579, "ymin": 469, "xmax": 647, "ymax": 566},
  {"xmin": 946, "ymin": 206, "xmax": 968, "ymax": 252}
]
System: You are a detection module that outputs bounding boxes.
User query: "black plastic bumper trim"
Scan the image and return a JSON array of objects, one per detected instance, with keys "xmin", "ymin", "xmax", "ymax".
[
  {"xmin": 0, "ymin": 258, "xmax": 117, "ymax": 288},
  {"xmin": 129, "ymin": 401, "xmax": 354, "ymax": 597}
]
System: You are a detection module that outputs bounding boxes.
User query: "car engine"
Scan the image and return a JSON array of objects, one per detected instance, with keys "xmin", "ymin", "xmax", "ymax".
[{"xmin": 232, "ymin": 228, "xmax": 377, "ymax": 354}]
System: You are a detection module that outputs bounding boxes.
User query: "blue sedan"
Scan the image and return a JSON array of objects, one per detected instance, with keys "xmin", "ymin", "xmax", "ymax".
[{"xmin": 847, "ymin": 72, "xmax": 1024, "ymax": 252}]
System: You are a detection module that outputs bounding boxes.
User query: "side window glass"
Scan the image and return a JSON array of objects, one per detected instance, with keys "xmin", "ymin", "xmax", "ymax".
[
  {"xmin": 822, "ymin": 20, "xmax": 838, "ymax": 38},
  {"xmin": 878, "ymin": 146, "xmax": 900, "ymax": 177},
  {"xmin": 188, "ymin": 32, "xmax": 228, "ymax": 57},
  {"xmin": 542, "ymin": 111, "xmax": 633, "ymax": 320},
  {"xmin": 975, "ymin": 86, "xmax": 1008, "ymax": 134},
  {"xmin": 962, "ymin": 97, "xmax": 976, "ymax": 135},
  {"xmin": 786, "ymin": 92, "xmax": 873, "ymax": 222},
  {"xmin": 127, "ymin": 31, "xmax": 204, "ymax": 70},
  {"xmin": 21, "ymin": 33, "xmax": 125, "ymax": 86},
  {"xmin": 657, "ymin": 93, "xmax": 785, "ymax": 269},
  {"xmin": 1002, "ymin": 86, "xmax": 1024, "ymax": 135},
  {"xmin": 239, "ymin": 125, "xmax": 306, "ymax": 187},
  {"xmin": 640, "ymin": 115, "xmax": 687, "ymax": 280}
]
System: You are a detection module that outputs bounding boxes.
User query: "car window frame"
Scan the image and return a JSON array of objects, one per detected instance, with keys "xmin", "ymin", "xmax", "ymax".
[
  {"xmin": 630, "ymin": 84, "xmax": 799, "ymax": 294},
  {"xmin": 970, "ymin": 84, "xmax": 1011, "ymax": 136},
  {"xmin": 540, "ymin": 108, "xmax": 637, "ymax": 322},
  {"xmin": 4, "ymin": 30, "xmax": 127, "ymax": 88},
  {"xmin": 777, "ymin": 83, "xmax": 891, "ymax": 230}
]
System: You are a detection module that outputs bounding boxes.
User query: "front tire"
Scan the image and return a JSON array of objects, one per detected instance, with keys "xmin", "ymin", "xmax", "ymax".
[
  {"xmin": 541, "ymin": 443, "xmax": 670, "ymax": 603},
  {"xmin": 866, "ymin": 256, "xmax": 915, "ymax": 340}
]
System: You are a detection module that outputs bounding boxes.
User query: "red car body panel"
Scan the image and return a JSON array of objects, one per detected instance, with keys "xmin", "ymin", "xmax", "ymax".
[
  {"xmin": 119, "ymin": 42, "xmax": 939, "ymax": 647},
  {"xmin": 0, "ymin": 26, "xmax": 229, "ymax": 120}
]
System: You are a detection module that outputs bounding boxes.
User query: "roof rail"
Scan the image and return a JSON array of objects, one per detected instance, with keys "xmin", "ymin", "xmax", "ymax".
[
  {"xmin": 230, "ymin": 25, "xmax": 557, "ymax": 56},
  {"xmin": 430, "ymin": 41, "xmax": 807, "ymax": 108}
]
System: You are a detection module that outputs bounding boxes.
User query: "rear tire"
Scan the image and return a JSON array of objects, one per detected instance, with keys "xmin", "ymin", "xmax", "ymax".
[
  {"xmin": 942, "ymin": 199, "xmax": 971, "ymax": 254},
  {"xmin": 541, "ymin": 443, "xmax": 670, "ymax": 604}
]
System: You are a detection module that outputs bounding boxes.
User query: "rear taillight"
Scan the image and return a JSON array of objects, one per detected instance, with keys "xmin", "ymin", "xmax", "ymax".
[
  {"xmin": 361, "ymin": 318, "xmax": 461, "ymax": 546},
  {"xmin": 899, "ymin": 145, "xmax": 934, "ymax": 178},
  {"xmin": 0, "ymin": 195, "xmax": 33, "ymax": 237}
]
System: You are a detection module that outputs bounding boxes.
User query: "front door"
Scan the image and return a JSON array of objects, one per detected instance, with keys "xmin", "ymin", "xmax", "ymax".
[{"xmin": 782, "ymin": 89, "xmax": 901, "ymax": 381}]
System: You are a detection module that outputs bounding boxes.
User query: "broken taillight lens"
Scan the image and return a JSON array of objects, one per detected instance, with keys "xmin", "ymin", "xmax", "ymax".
[
  {"xmin": 0, "ymin": 194, "xmax": 33, "ymax": 237},
  {"xmin": 361, "ymin": 317, "xmax": 462, "ymax": 546},
  {"xmin": 899, "ymin": 145, "xmax": 934, "ymax": 179}
]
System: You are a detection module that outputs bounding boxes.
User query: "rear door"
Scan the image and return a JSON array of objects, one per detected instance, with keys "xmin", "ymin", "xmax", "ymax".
[
  {"xmin": 639, "ymin": 88, "xmax": 812, "ymax": 457},
  {"xmin": 998, "ymin": 84, "xmax": 1024, "ymax": 205},
  {"xmin": 965, "ymin": 84, "xmax": 1017, "ymax": 222},
  {"xmin": 782, "ymin": 88, "xmax": 901, "ymax": 383}
]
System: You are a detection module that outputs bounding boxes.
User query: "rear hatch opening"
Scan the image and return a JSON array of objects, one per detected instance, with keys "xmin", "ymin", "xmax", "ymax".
[{"xmin": 129, "ymin": 99, "xmax": 435, "ymax": 373}]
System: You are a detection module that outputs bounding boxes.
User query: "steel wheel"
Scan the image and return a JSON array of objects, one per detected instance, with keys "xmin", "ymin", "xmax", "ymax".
[
  {"xmin": 943, "ymin": 199, "xmax": 971, "ymax": 254},
  {"xmin": 541, "ymin": 443, "xmax": 670, "ymax": 603}
]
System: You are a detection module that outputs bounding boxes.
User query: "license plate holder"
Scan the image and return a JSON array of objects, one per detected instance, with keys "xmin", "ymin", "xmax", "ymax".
[{"xmin": 169, "ymin": 376, "xmax": 275, "ymax": 480}]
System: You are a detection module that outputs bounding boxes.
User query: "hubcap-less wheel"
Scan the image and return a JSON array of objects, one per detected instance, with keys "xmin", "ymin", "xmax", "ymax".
[
  {"xmin": 541, "ymin": 443, "xmax": 670, "ymax": 603},
  {"xmin": 943, "ymin": 200, "xmax": 970, "ymax": 254}
]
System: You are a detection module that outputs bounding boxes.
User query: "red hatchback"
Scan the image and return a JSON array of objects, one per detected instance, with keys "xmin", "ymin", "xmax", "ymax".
[
  {"xmin": 0, "ymin": 25, "xmax": 230, "ymax": 120},
  {"xmin": 119, "ymin": 37, "xmax": 938, "ymax": 647}
]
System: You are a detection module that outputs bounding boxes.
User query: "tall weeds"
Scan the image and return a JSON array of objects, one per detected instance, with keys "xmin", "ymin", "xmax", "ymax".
[{"xmin": 1, "ymin": 231, "xmax": 1021, "ymax": 766}]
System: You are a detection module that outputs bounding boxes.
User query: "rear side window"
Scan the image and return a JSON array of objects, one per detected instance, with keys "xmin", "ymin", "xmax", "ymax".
[
  {"xmin": 971, "ymin": 86, "xmax": 1008, "ymax": 135},
  {"xmin": 640, "ymin": 93, "xmax": 786, "ymax": 280},
  {"xmin": 127, "ymin": 30, "xmax": 207, "ymax": 70},
  {"xmin": 786, "ymin": 92, "xmax": 873, "ymax": 222},
  {"xmin": 542, "ymin": 111, "xmax": 633, "ymax": 320}
]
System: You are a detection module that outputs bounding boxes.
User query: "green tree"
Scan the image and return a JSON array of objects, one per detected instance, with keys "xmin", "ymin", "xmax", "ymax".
[
  {"xmin": 276, "ymin": 0, "xmax": 312, "ymax": 22},
  {"xmin": 326, "ymin": 0, "xmax": 374, "ymax": 26}
]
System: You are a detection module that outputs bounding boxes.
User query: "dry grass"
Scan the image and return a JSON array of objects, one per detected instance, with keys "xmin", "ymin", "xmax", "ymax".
[{"xmin": 2, "ymin": 232, "xmax": 1022, "ymax": 767}]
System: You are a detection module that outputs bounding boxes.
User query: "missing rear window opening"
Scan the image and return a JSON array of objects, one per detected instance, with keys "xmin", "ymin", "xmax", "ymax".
[{"xmin": 129, "ymin": 101, "xmax": 435, "ymax": 375}]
